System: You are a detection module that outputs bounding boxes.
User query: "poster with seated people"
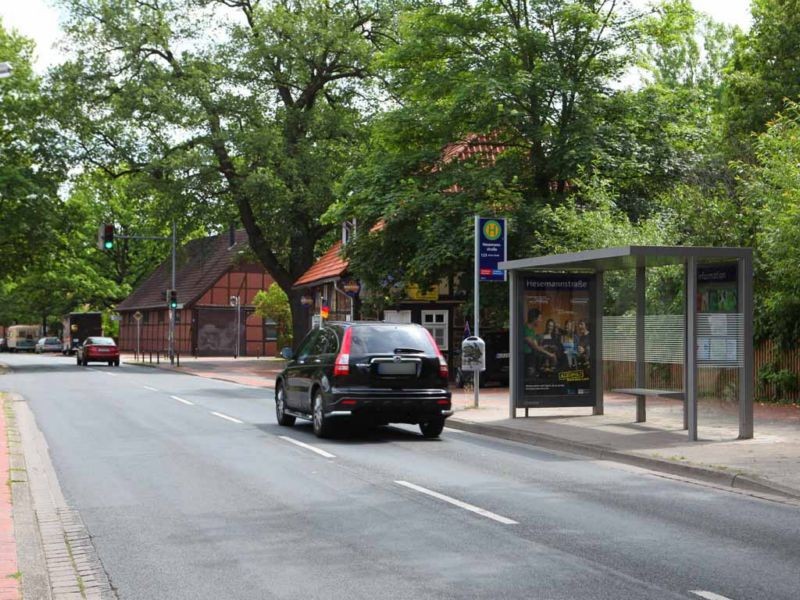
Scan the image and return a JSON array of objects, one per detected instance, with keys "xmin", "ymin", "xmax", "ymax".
[{"xmin": 521, "ymin": 274, "xmax": 594, "ymax": 407}]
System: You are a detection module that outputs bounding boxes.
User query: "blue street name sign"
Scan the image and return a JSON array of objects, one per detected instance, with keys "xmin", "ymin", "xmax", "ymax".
[{"xmin": 478, "ymin": 217, "xmax": 507, "ymax": 282}]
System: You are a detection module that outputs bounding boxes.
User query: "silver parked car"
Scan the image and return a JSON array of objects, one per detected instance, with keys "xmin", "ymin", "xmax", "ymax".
[{"xmin": 35, "ymin": 337, "xmax": 63, "ymax": 353}]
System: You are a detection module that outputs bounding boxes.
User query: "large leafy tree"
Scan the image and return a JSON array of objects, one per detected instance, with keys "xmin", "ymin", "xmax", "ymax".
[
  {"xmin": 0, "ymin": 20, "xmax": 65, "ymax": 280},
  {"xmin": 51, "ymin": 0, "xmax": 390, "ymax": 344},
  {"xmin": 336, "ymin": 0, "xmax": 644, "ymax": 292},
  {"xmin": 723, "ymin": 0, "xmax": 800, "ymax": 157}
]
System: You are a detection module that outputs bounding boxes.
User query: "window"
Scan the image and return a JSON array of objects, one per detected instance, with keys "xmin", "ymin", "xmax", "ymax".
[
  {"xmin": 264, "ymin": 320, "xmax": 278, "ymax": 342},
  {"xmin": 421, "ymin": 310, "xmax": 448, "ymax": 351},
  {"xmin": 384, "ymin": 310, "xmax": 412, "ymax": 324}
]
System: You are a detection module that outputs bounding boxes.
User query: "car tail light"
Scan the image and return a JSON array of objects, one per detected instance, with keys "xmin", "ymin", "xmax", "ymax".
[
  {"xmin": 333, "ymin": 327, "xmax": 353, "ymax": 377},
  {"xmin": 341, "ymin": 399, "xmax": 357, "ymax": 406},
  {"xmin": 437, "ymin": 399, "xmax": 450, "ymax": 406},
  {"xmin": 423, "ymin": 328, "xmax": 449, "ymax": 379}
]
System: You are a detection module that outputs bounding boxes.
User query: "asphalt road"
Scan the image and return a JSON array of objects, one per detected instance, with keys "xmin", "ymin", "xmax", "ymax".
[{"xmin": 2, "ymin": 352, "xmax": 799, "ymax": 600}]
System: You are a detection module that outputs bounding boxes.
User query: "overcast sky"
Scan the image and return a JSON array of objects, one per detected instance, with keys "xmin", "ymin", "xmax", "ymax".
[{"xmin": 1, "ymin": 0, "xmax": 754, "ymax": 73}]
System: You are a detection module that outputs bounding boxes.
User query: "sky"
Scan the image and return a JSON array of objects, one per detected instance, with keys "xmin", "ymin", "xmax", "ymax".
[{"xmin": 0, "ymin": 0, "xmax": 754, "ymax": 73}]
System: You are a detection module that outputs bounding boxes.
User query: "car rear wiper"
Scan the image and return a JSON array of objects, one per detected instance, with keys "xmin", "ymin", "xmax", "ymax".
[{"xmin": 393, "ymin": 347, "xmax": 426, "ymax": 354}]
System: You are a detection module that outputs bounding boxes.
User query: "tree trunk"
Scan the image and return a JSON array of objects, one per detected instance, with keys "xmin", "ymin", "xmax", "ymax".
[{"xmin": 287, "ymin": 288, "xmax": 308, "ymax": 351}]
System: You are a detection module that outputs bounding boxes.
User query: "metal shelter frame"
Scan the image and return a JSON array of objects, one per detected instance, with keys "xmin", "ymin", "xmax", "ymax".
[{"xmin": 500, "ymin": 246, "xmax": 754, "ymax": 441}]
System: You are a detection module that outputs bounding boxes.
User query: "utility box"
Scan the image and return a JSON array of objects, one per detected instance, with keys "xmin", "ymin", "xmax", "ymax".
[{"xmin": 461, "ymin": 336, "xmax": 486, "ymax": 371}]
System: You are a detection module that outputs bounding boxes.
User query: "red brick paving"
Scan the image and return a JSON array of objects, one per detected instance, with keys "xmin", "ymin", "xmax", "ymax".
[{"xmin": 0, "ymin": 402, "xmax": 19, "ymax": 600}]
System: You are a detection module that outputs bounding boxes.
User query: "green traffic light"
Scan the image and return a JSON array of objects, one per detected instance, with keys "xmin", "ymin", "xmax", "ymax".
[{"xmin": 104, "ymin": 241, "xmax": 113, "ymax": 249}]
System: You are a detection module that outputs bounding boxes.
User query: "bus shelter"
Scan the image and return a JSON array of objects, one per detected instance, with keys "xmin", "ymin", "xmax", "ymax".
[{"xmin": 500, "ymin": 246, "xmax": 754, "ymax": 441}]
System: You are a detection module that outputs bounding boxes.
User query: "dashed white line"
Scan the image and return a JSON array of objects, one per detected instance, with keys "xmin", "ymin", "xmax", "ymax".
[
  {"xmin": 143, "ymin": 386, "xmax": 159, "ymax": 392},
  {"xmin": 278, "ymin": 436, "xmax": 336, "ymax": 459},
  {"xmin": 211, "ymin": 411, "xmax": 244, "ymax": 424},
  {"xmin": 690, "ymin": 591, "xmax": 734, "ymax": 600},
  {"xmin": 395, "ymin": 481, "xmax": 518, "ymax": 525},
  {"xmin": 103, "ymin": 372, "xmax": 118, "ymax": 377},
  {"xmin": 170, "ymin": 395, "xmax": 194, "ymax": 406}
]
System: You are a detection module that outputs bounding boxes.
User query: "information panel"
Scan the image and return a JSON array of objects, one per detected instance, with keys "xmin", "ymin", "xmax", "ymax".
[
  {"xmin": 520, "ymin": 274, "xmax": 594, "ymax": 407},
  {"xmin": 478, "ymin": 217, "xmax": 507, "ymax": 282}
]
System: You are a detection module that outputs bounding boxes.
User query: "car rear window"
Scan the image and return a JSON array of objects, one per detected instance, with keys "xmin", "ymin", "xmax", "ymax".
[
  {"xmin": 88, "ymin": 337, "xmax": 116, "ymax": 346},
  {"xmin": 349, "ymin": 325, "xmax": 437, "ymax": 355}
]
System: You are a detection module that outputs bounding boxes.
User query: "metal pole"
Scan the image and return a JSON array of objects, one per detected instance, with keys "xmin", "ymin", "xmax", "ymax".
[
  {"xmin": 169, "ymin": 221, "xmax": 176, "ymax": 365},
  {"xmin": 593, "ymin": 271, "xmax": 605, "ymax": 415},
  {"xmin": 635, "ymin": 265, "xmax": 646, "ymax": 423},
  {"xmin": 473, "ymin": 215, "xmax": 480, "ymax": 408},
  {"xmin": 687, "ymin": 256, "xmax": 698, "ymax": 441},
  {"xmin": 136, "ymin": 319, "xmax": 141, "ymax": 360},
  {"xmin": 237, "ymin": 297, "xmax": 241, "ymax": 358},
  {"xmin": 509, "ymin": 270, "xmax": 518, "ymax": 418},
  {"xmin": 739, "ymin": 254, "xmax": 754, "ymax": 439}
]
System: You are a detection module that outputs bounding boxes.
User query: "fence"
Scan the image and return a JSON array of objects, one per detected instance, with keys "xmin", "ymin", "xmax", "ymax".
[{"xmin": 603, "ymin": 339, "xmax": 800, "ymax": 402}]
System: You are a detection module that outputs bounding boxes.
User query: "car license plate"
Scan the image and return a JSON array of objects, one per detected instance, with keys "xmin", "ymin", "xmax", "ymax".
[
  {"xmin": 97, "ymin": 348, "xmax": 109, "ymax": 353},
  {"xmin": 377, "ymin": 362, "xmax": 416, "ymax": 376}
]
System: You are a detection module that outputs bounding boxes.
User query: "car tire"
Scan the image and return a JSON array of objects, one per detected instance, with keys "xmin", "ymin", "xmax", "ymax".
[
  {"xmin": 312, "ymin": 389, "xmax": 332, "ymax": 438},
  {"xmin": 114, "ymin": 359, "xmax": 120, "ymax": 367},
  {"xmin": 419, "ymin": 418, "xmax": 445, "ymax": 439},
  {"xmin": 275, "ymin": 384, "xmax": 295, "ymax": 427},
  {"xmin": 108, "ymin": 361, "xmax": 113, "ymax": 366}
]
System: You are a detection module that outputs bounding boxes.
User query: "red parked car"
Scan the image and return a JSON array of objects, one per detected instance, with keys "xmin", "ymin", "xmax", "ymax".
[{"xmin": 76, "ymin": 337, "xmax": 120, "ymax": 367}]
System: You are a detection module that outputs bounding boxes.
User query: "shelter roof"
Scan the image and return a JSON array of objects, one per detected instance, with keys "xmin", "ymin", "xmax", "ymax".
[{"xmin": 500, "ymin": 246, "xmax": 753, "ymax": 273}]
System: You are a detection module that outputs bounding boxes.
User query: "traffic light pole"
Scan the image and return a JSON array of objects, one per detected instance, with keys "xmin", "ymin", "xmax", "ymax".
[
  {"xmin": 170, "ymin": 222, "xmax": 176, "ymax": 365},
  {"xmin": 103, "ymin": 222, "xmax": 178, "ymax": 364}
]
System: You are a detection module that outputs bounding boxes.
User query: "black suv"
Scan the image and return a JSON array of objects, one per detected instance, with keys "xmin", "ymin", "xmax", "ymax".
[{"xmin": 275, "ymin": 322, "xmax": 452, "ymax": 438}]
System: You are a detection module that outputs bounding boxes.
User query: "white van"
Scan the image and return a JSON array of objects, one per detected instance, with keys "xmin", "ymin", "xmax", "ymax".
[{"xmin": 7, "ymin": 325, "xmax": 41, "ymax": 353}]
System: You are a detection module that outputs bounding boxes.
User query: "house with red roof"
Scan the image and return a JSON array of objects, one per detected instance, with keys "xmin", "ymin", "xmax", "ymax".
[
  {"xmin": 116, "ymin": 228, "xmax": 277, "ymax": 356},
  {"xmin": 292, "ymin": 133, "xmax": 506, "ymax": 368}
]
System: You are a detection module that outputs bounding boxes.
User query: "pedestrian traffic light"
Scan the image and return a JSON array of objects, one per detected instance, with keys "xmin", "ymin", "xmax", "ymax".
[
  {"xmin": 98, "ymin": 223, "xmax": 114, "ymax": 250},
  {"xmin": 169, "ymin": 289, "xmax": 178, "ymax": 309}
]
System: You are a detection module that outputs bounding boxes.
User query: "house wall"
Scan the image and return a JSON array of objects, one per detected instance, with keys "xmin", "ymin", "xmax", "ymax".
[{"xmin": 117, "ymin": 264, "xmax": 279, "ymax": 357}]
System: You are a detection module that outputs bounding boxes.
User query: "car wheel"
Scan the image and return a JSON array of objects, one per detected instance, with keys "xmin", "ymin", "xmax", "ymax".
[
  {"xmin": 312, "ymin": 389, "xmax": 332, "ymax": 438},
  {"xmin": 76, "ymin": 356, "xmax": 81, "ymax": 366},
  {"xmin": 275, "ymin": 384, "xmax": 295, "ymax": 426},
  {"xmin": 108, "ymin": 361, "xmax": 113, "ymax": 366},
  {"xmin": 419, "ymin": 418, "xmax": 445, "ymax": 439},
  {"xmin": 114, "ymin": 359, "xmax": 120, "ymax": 367}
]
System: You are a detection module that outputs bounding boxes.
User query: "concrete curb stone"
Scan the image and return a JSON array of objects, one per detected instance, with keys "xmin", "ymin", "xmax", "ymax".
[{"xmin": 446, "ymin": 417, "xmax": 800, "ymax": 502}]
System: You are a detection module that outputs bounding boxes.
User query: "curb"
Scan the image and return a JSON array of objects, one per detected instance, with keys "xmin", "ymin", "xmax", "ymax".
[
  {"xmin": 124, "ymin": 361, "xmax": 278, "ymax": 389},
  {"xmin": 446, "ymin": 417, "xmax": 800, "ymax": 502}
]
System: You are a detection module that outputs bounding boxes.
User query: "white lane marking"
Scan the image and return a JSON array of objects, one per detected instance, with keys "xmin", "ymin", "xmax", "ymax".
[
  {"xmin": 103, "ymin": 372, "xmax": 118, "ymax": 377},
  {"xmin": 211, "ymin": 411, "xmax": 243, "ymax": 424},
  {"xmin": 143, "ymin": 386, "xmax": 159, "ymax": 392},
  {"xmin": 278, "ymin": 436, "xmax": 336, "ymax": 459},
  {"xmin": 690, "ymin": 592, "xmax": 734, "ymax": 600},
  {"xmin": 443, "ymin": 427, "xmax": 463, "ymax": 433},
  {"xmin": 171, "ymin": 395, "xmax": 194, "ymax": 406},
  {"xmin": 395, "ymin": 480, "xmax": 518, "ymax": 525}
]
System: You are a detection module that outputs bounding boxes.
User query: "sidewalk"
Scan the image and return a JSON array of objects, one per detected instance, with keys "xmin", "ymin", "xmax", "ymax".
[{"xmin": 124, "ymin": 354, "xmax": 800, "ymax": 501}]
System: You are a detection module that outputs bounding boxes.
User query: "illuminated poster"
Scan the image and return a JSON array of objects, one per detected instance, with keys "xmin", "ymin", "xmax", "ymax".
[
  {"xmin": 521, "ymin": 274, "xmax": 594, "ymax": 407},
  {"xmin": 697, "ymin": 264, "xmax": 738, "ymax": 313}
]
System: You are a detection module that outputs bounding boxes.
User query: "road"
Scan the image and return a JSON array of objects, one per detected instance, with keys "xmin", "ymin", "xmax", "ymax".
[{"xmin": 1, "ymin": 352, "xmax": 799, "ymax": 600}]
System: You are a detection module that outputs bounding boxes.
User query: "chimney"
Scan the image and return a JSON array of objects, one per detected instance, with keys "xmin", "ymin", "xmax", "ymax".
[{"xmin": 229, "ymin": 222, "xmax": 236, "ymax": 248}]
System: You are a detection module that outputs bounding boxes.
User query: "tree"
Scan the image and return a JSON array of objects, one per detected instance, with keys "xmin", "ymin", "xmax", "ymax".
[
  {"xmin": 253, "ymin": 283, "xmax": 292, "ymax": 350},
  {"xmin": 0, "ymin": 20, "xmax": 65, "ymax": 280},
  {"xmin": 51, "ymin": 0, "xmax": 392, "ymax": 346},
  {"xmin": 723, "ymin": 0, "xmax": 800, "ymax": 157},
  {"xmin": 335, "ymin": 0, "xmax": 645, "ymax": 292}
]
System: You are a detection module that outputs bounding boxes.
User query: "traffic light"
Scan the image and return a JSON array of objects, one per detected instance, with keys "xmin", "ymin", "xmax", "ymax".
[
  {"xmin": 169, "ymin": 289, "xmax": 178, "ymax": 309},
  {"xmin": 97, "ymin": 224, "xmax": 114, "ymax": 250}
]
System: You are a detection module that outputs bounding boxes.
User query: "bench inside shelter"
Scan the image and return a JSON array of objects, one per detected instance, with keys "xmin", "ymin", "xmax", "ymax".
[{"xmin": 612, "ymin": 388, "xmax": 685, "ymax": 424}]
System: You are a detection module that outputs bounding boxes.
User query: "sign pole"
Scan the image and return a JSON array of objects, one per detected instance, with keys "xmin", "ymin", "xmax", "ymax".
[{"xmin": 474, "ymin": 216, "xmax": 480, "ymax": 408}]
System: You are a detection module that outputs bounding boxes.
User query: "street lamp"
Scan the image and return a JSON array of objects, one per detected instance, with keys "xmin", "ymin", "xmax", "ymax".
[{"xmin": 0, "ymin": 62, "xmax": 12, "ymax": 79}]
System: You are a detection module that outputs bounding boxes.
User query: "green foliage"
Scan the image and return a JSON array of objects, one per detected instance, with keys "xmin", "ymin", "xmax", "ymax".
[
  {"xmin": 253, "ymin": 284, "xmax": 292, "ymax": 350},
  {"xmin": 0, "ymin": 20, "xmax": 66, "ymax": 281},
  {"xmin": 758, "ymin": 357, "xmax": 800, "ymax": 403}
]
